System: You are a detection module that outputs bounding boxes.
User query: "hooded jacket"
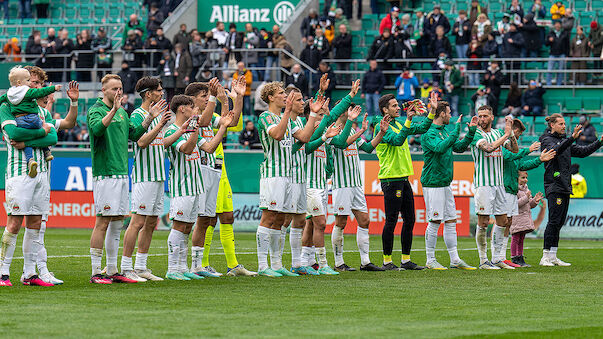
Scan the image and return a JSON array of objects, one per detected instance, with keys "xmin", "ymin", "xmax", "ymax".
[{"xmin": 521, "ymin": 14, "xmax": 542, "ymax": 51}]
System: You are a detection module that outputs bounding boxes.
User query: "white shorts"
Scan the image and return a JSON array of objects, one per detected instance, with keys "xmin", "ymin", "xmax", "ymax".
[
  {"xmin": 333, "ymin": 186, "xmax": 368, "ymax": 216},
  {"xmin": 474, "ymin": 186, "xmax": 507, "ymax": 216},
  {"xmin": 132, "ymin": 181, "xmax": 165, "ymax": 216},
  {"xmin": 504, "ymin": 192, "xmax": 519, "ymax": 217},
  {"xmin": 290, "ymin": 183, "xmax": 307, "ymax": 214},
  {"xmin": 307, "ymin": 188, "xmax": 328, "ymax": 217},
  {"xmin": 423, "ymin": 186, "xmax": 457, "ymax": 222},
  {"xmin": 93, "ymin": 177, "xmax": 129, "ymax": 217},
  {"xmin": 259, "ymin": 177, "xmax": 294, "ymax": 213},
  {"xmin": 169, "ymin": 195, "xmax": 201, "ymax": 223},
  {"xmin": 5, "ymin": 174, "xmax": 50, "ymax": 216},
  {"xmin": 198, "ymin": 167, "xmax": 222, "ymax": 217}
]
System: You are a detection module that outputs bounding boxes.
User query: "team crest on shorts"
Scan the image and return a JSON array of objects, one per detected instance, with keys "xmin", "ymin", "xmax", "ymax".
[
  {"xmin": 177, "ymin": 210, "xmax": 184, "ymax": 216},
  {"xmin": 396, "ymin": 190, "xmax": 402, "ymax": 198},
  {"xmin": 139, "ymin": 204, "xmax": 146, "ymax": 210},
  {"xmin": 338, "ymin": 206, "xmax": 344, "ymax": 211},
  {"xmin": 434, "ymin": 212, "xmax": 439, "ymax": 217},
  {"xmin": 479, "ymin": 206, "xmax": 485, "ymax": 211},
  {"xmin": 103, "ymin": 205, "xmax": 111, "ymax": 211},
  {"xmin": 13, "ymin": 204, "xmax": 19, "ymax": 211},
  {"xmin": 270, "ymin": 201, "xmax": 277, "ymax": 207},
  {"xmin": 556, "ymin": 198, "xmax": 562, "ymax": 205},
  {"xmin": 313, "ymin": 207, "xmax": 319, "ymax": 212}
]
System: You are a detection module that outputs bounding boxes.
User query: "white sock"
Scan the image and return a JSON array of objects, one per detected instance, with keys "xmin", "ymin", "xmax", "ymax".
[
  {"xmin": 90, "ymin": 247, "xmax": 103, "ymax": 276},
  {"xmin": 331, "ymin": 226, "xmax": 345, "ymax": 267},
  {"xmin": 37, "ymin": 221, "xmax": 49, "ymax": 276},
  {"xmin": 310, "ymin": 246, "xmax": 317, "ymax": 266},
  {"xmin": 105, "ymin": 220, "xmax": 122, "ymax": 276},
  {"xmin": 475, "ymin": 226, "xmax": 488, "ymax": 264},
  {"xmin": 179, "ymin": 235, "xmax": 189, "ymax": 272},
  {"xmin": 191, "ymin": 246, "xmax": 204, "ymax": 270},
  {"xmin": 444, "ymin": 222, "xmax": 460, "ymax": 264},
  {"xmin": 550, "ymin": 246, "xmax": 558, "ymax": 259},
  {"xmin": 269, "ymin": 228, "xmax": 282, "ymax": 270},
  {"xmin": 167, "ymin": 229, "xmax": 182, "ymax": 274},
  {"xmin": 425, "ymin": 221, "xmax": 439, "ymax": 263},
  {"xmin": 500, "ymin": 234, "xmax": 510, "ymax": 261},
  {"xmin": 542, "ymin": 249, "xmax": 550, "ymax": 260},
  {"xmin": 134, "ymin": 252, "xmax": 148, "ymax": 271},
  {"xmin": 0, "ymin": 230, "xmax": 18, "ymax": 276},
  {"xmin": 279, "ymin": 226, "xmax": 287, "ymax": 258},
  {"xmin": 290, "ymin": 228, "xmax": 303, "ymax": 268},
  {"xmin": 256, "ymin": 226, "xmax": 271, "ymax": 271},
  {"xmin": 301, "ymin": 246, "xmax": 312, "ymax": 267},
  {"xmin": 23, "ymin": 228, "xmax": 39, "ymax": 278},
  {"xmin": 356, "ymin": 226, "xmax": 370, "ymax": 266},
  {"xmin": 121, "ymin": 256, "xmax": 133, "ymax": 272},
  {"xmin": 491, "ymin": 225, "xmax": 505, "ymax": 263},
  {"xmin": 317, "ymin": 247, "xmax": 327, "ymax": 268}
]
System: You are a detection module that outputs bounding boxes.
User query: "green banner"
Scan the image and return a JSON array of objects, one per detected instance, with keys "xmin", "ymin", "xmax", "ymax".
[{"xmin": 197, "ymin": 0, "xmax": 299, "ymax": 32}]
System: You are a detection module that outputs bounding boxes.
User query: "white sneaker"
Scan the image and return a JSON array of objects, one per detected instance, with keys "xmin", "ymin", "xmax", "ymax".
[
  {"xmin": 551, "ymin": 257, "xmax": 571, "ymax": 266},
  {"xmin": 123, "ymin": 270, "xmax": 147, "ymax": 282},
  {"xmin": 426, "ymin": 260, "xmax": 448, "ymax": 270},
  {"xmin": 226, "ymin": 264, "xmax": 258, "ymax": 277},
  {"xmin": 539, "ymin": 256, "xmax": 555, "ymax": 266},
  {"xmin": 205, "ymin": 266, "xmax": 223, "ymax": 277},
  {"xmin": 40, "ymin": 272, "xmax": 64, "ymax": 285},
  {"xmin": 135, "ymin": 269, "xmax": 164, "ymax": 281},
  {"xmin": 478, "ymin": 261, "xmax": 500, "ymax": 269},
  {"xmin": 493, "ymin": 260, "xmax": 515, "ymax": 269}
]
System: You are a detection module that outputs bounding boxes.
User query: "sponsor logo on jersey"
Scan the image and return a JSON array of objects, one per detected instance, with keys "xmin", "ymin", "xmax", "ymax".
[{"xmin": 186, "ymin": 149, "xmax": 201, "ymax": 161}]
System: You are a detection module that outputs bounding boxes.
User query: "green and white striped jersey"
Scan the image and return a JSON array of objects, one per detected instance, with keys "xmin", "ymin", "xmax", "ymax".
[
  {"xmin": 199, "ymin": 114, "xmax": 221, "ymax": 168},
  {"xmin": 291, "ymin": 116, "xmax": 306, "ymax": 184},
  {"xmin": 306, "ymin": 143, "xmax": 330, "ymax": 189},
  {"xmin": 331, "ymin": 128, "xmax": 365, "ymax": 189},
  {"xmin": 470, "ymin": 128, "xmax": 505, "ymax": 188},
  {"xmin": 131, "ymin": 107, "xmax": 166, "ymax": 183},
  {"xmin": 164, "ymin": 124, "xmax": 205, "ymax": 197},
  {"xmin": 257, "ymin": 111, "xmax": 300, "ymax": 179}
]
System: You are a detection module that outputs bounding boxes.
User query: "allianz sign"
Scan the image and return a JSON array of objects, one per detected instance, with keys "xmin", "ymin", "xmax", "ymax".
[{"xmin": 209, "ymin": 1, "xmax": 295, "ymax": 26}]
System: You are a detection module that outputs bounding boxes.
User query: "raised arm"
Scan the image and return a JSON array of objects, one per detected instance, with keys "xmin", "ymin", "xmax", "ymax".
[
  {"xmin": 542, "ymin": 124, "xmax": 581, "ymax": 156},
  {"xmin": 478, "ymin": 118, "xmax": 511, "ymax": 153},
  {"xmin": 200, "ymin": 111, "xmax": 235, "ymax": 153},
  {"xmin": 361, "ymin": 115, "xmax": 390, "ymax": 151},
  {"xmin": 292, "ymin": 94, "xmax": 321, "ymax": 143},
  {"xmin": 198, "ymin": 78, "xmax": 220, "ymax": 127},
  {"xmin": 346, "ymin": 113, "xmax": 368, "ymax": 146},
  {"xmin": 163, "ymin": 118, "xmax": 192, "ymax": 148},
  {"xmin": 136, "ymin": 101, "xmax": 171, "ymax": 148},
  {"xmin": 228, "ymin": 76, "xmax": 245, "ymax": 127},
  {"xmin": 268, "ymin": 96, "xmax": 292, "ymax": 142},
  {"xmin": 177, "ymin": 128, "xmax": 201, "ymax": 155},
  {"xmin": 570, "ymin": 135, "xmax": 603, "ymax": 158},
  {"xmin": 25, "ymin": 85, "xmax": 60, "ymax": 100},
  {"xmin": 453, "ymin": 117, "xmax": 478, "ymax": 153},
  {"xmin": 58, "ymin": 81, "xmax": 80, "ymax": 130},
  {"xmin": 304, "ymin": 123, "xmax": 342, "ymax": 154}
]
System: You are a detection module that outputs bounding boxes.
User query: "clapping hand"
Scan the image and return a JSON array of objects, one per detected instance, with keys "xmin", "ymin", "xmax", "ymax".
[
  {"xmin": 324, "ymin": 122, "xmax": 342, "ymax": 138},
  {"xmin": 149, "ymin": 99, "xmax": 168, "ymax": 119},
  {"xmin": 539, "ymin": 148, "xmax": 556, "ymax": 162},
  {"xmin": 571, "ymin": 124, "xmax": 583, "ymax": 139},
  {"xmin": 529, "ymin": 141, "xmax": 541, "ymax": 152},
  {"xmin": 66, "ymin": 81, "xmax": 79, "ymax": 101}
]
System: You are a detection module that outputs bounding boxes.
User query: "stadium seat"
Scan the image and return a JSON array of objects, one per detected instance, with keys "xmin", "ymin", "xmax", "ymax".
[
  {"xmin": 534, "ymin": 117, "xmax": 547, "ymax": 133},
  {"xmin": 573, "ymin": 0, "xmax": 588, "ymax": 10},
  {"xmin": 582, "ymin": 97, "xmax": 601, "ymax": 113},
  {"xmin": 564, "ymin": 97, "xmax": 582, "ymax": 113},
  {"xmin": 519, "ymin": 117, "xmax": 533, "ymax": 134}
]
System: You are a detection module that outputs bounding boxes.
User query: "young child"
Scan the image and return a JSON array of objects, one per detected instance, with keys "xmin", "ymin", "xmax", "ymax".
[
  {"xmin": 510, "ymin": 171, "xmax": 544, "ymax": 267},
  {"xmin": 420, "ymin": 78, "xmax": 432, "ymax": 106},
  {"xmin": 0, "ymin": 66, "xmax": 61, "ymax": 177}
]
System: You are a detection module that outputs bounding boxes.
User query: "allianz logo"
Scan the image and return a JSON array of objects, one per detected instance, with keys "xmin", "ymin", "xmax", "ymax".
[{"xmin": 209, "ymin": 1, "xmax": 295, "ymax": 25}]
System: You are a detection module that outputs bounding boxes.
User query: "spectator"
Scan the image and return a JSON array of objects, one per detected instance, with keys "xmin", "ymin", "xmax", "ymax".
[
  {"xmin": 3, "ymin": 38, "xmax": 21, "ymax": 62},
  {"xmin": 361, "ymin": 59, "xmax": 386, "ymax": 116},
  {"xmin": 472, "ymin": 13, "xmax": 492, "ymax": 47},
  {"xmin": 122, "ymin": 93, "xmax": 136, "ymax": 116},
  {"xmin": 588, "ymin": 22, "xmax": 603, "ymax": 71},
  {"xmin": 561, "ymin": 9, "xmax": 574, "ymax": 33},
  {"xmin": 239, "ymin": 121, "xmax": 261, "ymax": 149},
  {"xmin": 466, "ymin": 39, "xmax": 483, "ymax": 86},
  {"xmin": 318, "ymin": 17, "xmax": 335, "ymax": 43},
  {"xmin": 550, "ymin": 1, "xmax": 565, "ymax": 21},
  {"xmin": 469, "ymin": 0, "xmax": 488, "ymax": 26},
  {"xmin": 92, "ymin": 27, "xmax": 113, "ymax": 58},
  {"xmin": 314, "ymin": 61, "xmax": 336, "ymax": 98},
  {"xmin": 118, "ymin": 61, "xmax": 138, "ymax": 95},
  {"xmin": 0, "ymin": 0, "xmax": 7, "ymax": 20},
  {"xmin": 501, "ymin": 82, "xmax": 523, "ymax": 116},
  {"xmin": 257, "ymin": 28, "xmax": 271, "ymax": 81},
  {"xmin": 424, "ymin": 5, "xmax": 450, "ymax": 42},
  {"xmin": 123, "ymin": 14, "xmax": 146, "ymax": 43},
  {"xmin": 160, "ymin": 0, "xmax": 182, "ymax": 18},
  {"xmin": 173, "ymin": 24, "xmax": 191, "ymax": 47},
  {"xmin": 576, "ymin": 115, "xmax": 598, "ymax": 146},
  {"xmin": 430, "ymin": 25, "xmax": 452, "ymax": 57},
  {"xmin": 482, "ymin": 60, "xmax": 503, "ymax": 107},
  {"xmin": 285, "ymin": 64, "xmax": 309, "ymax": 97},
  {"xmin": 314, "ymin": 27, "xmax": 331, "ymax": 60},
  {"xmin": 394, "ymin": 68, "xmax": 419, "ymax": 106},
  {"xmin": 429, "ymin": 81, "xmax": 445, "ymax": 102},
  {"xmin": 413, "ymin": 8, "xmax": 429, "ymax": 57},
  {"xmin": 503, "ymin": 23, "xmax": 525, "ymax": 81},
  {"xmin": 34, "ymin": 0, "xmax": 49, "ymax": 18},
  {"xmin": 56, "ymin": 28, "xmax": 74, "ymax": 82},
  {"xmin": 508, "ymin": 0, "xmax": 524, "ymax": 25},
  {"xmin": 95, "ymin": 47, "xmax": 113, "ymax": 80},
  {"xmin": 158, "ymin": 50, "xmax": 175, "ymax": 101},
  {"xmin": 147, "ymin": 2, "xmax": 165, "ymax": 37},
  {"xmin": 570, "ymin": 26, "xmax": 590, "ymax": 85},
  {"xmin": 332, "ymin": 24, "xmax": 352, "ymax": 83},
  {"xmin": 529, "ymin": 0, "xmax": 546, "ymax": 19},
  {"xmin": 333, "ymin": 8, "xmax": 350, "ymax": 37},
  {"xmin": 273, "ymin": 29, "xmax": 295, "ymax": 78},
  {"xmin": 545, "ymin": 20, "xmax": 570, "ymax": 85},
  {"xmin": 233, "ymin": 61, "xmax": 253, "ymax": 114},
  {"xmin": 145, "ymin": 28, "xmax": 173, "ymax": 68},
  {"xmin": 211, "ymin": 21, "xmax": 229, "ymax": 48},
  {"xmin": 471, "ymin": 86, "xmax": 497, "ymax": 113},
  {"xmin": 122, "ymin": 30, "xmax": 144, "ymax": 78},
  {"xmin": 242, "ymin": 23, "xmax": 260, "ymax": 80},
  {"xmin": 453, "ymin": 10, "xmax": 471, "ymax": 58},
  {"xmin": 441, "ymin": 60, "xmax": 462, "ymax": 116},
  {"xmin": 432, "ymin": 52, "xmax": 448, "ymax": 83},
  {"xmin": 254, "ymin": 81, "xmax": 269, "ymax": 115},
  {"xmin": 202, "ymin": 31, "xmax": 222, "ymax": 72},
  {"xmin": 74, "ymin": 29, "xmax": 94, "ymax": 82},
  {"xmin": 197, "ymin": 67, "xmax": 213, "ymax": 83},
  {"xmin": 300, "ymin": 36, "xmax": 322, "ymax": 71},
  {"xmin": 521, "ymin": 13, "xmax": 542, "ymax": 57},
  {"xmin": 25, "ymin": 30, "xmax": 42, "ymax": 61},
  {"xmin": 380, "ymin": 6, "xmax": 401, "ymax": 35},
  {"xmin": 189, "ymin": 31, "xmax": 205, "ymax": 80},
  {"xmin": 174, "ymin": 43, "xmax": 192, "ymax": 95},
  {"xmin": 368, "ymin": 30, "xmax": 393, "ymax": 61},
  {"xmin": 419, "ymin": 78, "xmax": 432, "ymax": 106},
  {"xmin": 495, "ymin": 14, "xmax": 512, "ymax": 56},
  {"xmin": 225, "ymin": 23, "xmax": 243, "ymax": 65},
  {"xmin": 19, "ymin": 0, "xmax": 31, "ymax": 19},
  {"xmin": 483, "ymin": 32, "xmax": 499, "ymax": 57},
  {"xmin": 301, "ymin": 8, "xmax": 319, "ymax": 44},
  {"xmin": 521, "ymin": 80, "xmax": 546, "ymax": 115},
  {"xmin": 394, "ymin": 14, "xmax": 414, "ymax": 59},
  {"xmin": 45, "ymin": 28, "xmax": 61, "ymax": 82}
]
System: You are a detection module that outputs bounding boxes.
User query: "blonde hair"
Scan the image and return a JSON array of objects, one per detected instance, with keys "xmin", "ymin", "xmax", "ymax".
[
  {"xmin": 101, "ymin": 74, "xmax": 121, "ymax": 86},
  {"xmin": 24, "ymin": 66, "xmax": 48, "ymax": 82},
  {"xmin": 8, "ymin": 66, "xmax": 30, "ymax": 86},
  {"xmin": 260, "ymin": 81, "xmax": 284, "ymax": 104}
]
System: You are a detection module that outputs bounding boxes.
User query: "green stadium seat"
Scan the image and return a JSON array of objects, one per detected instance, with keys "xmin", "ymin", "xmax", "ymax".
[
  {"xmin": 590, "ymin": 118, "xmax": 603, "ymax": 134},
  {"xmin": 520, "ymin": 135, "xmax": 539, "ymax": 145},
  {"xmin": 573, "ymin": 0, "xmax": 588, "ymax": 10},
  {"xmin": 519, "ymin": 116, "xmax": 533, "ymax": 133},
  {"xmin": 593, "ymin": 0, "xmax": 603, "ymax": 8},
  {"xmin": 489, "ymin": 2, "xmax": 504, "ymax": 12},
  {"xmin": 582, "ymin": 97, "xmax": 601, "ymax": 113},
  {"xmin": 564, "ymin": 97, "xmax": 582, "ymax": 113}
]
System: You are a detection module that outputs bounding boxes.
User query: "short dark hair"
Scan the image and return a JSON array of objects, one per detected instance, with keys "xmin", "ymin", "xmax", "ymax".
[
  {"xmin": 284, "ymin": 86, "xmax": 301, "ymax": 95},
  {"xmin": 184, "ymin": 82, "xmax": 209, "ymax": 97},
  {"xmin": 434, "ymin": 101, "xmax": 450, "ymax": 118},
  {"xmin": 378, "ymin": 94, "xmax": 396, "ymax": 115},
  {"xmin": 171, "ymin": 95, "xmax": 194, "ymax": 113},
  {"xmin": 477, "ymin": 105, "xmax": 493, "ymax": 115},
  {"xmin": 512, "ymin": 118, "xmax": 526, "ymax": 132},
  {"xmin": 135, "ymin": 76, "xmax": 162, "ymax": 97}
]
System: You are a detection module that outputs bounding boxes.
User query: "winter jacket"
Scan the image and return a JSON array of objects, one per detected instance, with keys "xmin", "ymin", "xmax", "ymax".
[
  {"xmin": 577, "ymin": 124, "xmax": 598, "ymax": 146},
  {"xmin": 483, "ymin": 39, "xmax": 499, "ymax": 56},
  {"xmin": 189, "ymin": 41, "xmax": 205, "ymax": 67},
  {"xmin": 570, "ymin": 34, "xmax": 590, "ymax": 57},
  {"xmin": 233, "ymin": 69, "xmax": 253, "ymax": 96},
  {"xmin": 504, "ymin": 90, "xmax": 523, "ymax": 108},
  {"xmin": 453, "ymin": 18, "xmax": 472, "ymax": 45},
  {"xmin": 362, "ymin": 68, "xmax": 386, "ymax": 94},
  {"xmin": 394, "ymin": 75, "xmax": 419, "ymax": 101},
  {"xmin": 441, "ymin": 67, "xmax": 463, "ymax": 96},
  {"xmin": 550, "ymin": 3, "xmax": 565, "ymax": 20},
  {"xmin": 424, "ymin": 13, "xmax": 451, "ymax": 40},
  {"xmin": 117, "ymin": 68, "xmax": 138, "ymax": 94},
  {"xmin": 469, "ymin": 5, "xmax": 488, "ymax": 25},
  {"xmin": 300, "ymin": 15, "xmax": 319, "ymax": 38},
  {"xmin": 561, "ymin": 15, "xmax": 575, "ymax": 33},
  {"xmin": 368, "ymin": 35, "xmax": 393, "ymax": 60},
  {"xmin": 379, "ymin": 14, "xmax": 401, "ymax": 35},
  {"xmin": 529, "ymin": 3, "xmax": 546, "ymax": 19},
  {"xmin": 471, "ymin": 20, "xmax": 492, "ymax": 45},
  {"xmin": 332, "ymin": 33, "xmax": 352, "ymax": 59},
  {"xmin": 300, "ymin": 45, "xmax": 322, "ymax": 70},
  {"xmin": 465, "ymin": 46, "xmax": 483, "ymax": 70},
  {"xmin": 471, "ymin": 92, "xmax": 496, "ymax": 111},
  {"xmin": 314, "ymin": 35, "xmax": 331, "ymax": 59},
  {"xmin": 521, "ymin": 14, "xmax": 542, "ymax": 51},
  {"xmin": 146, "ymin": 9, "xmax": 165, "ymax": 36},
  {"xmin": 173, "ymin": 31, "xmax": 192, "ymax": 47},
  {"xmin": 123, "ymin": 20, "xmax": 146, "ymax": 42},
  {"xmin": 174, "ymin": 51, "xmax": 192, "ymax": 89},
  {"xmin": 157, "ymin": 58, "xmax": 175, "ymax": 88},
  {"xmin": 285, "ymin": 72, "xmax": 309, "ymax": 97},
  {"xmin": 75, "ymin": 39, "xmax": 95, "ymax": 68},
  {"xmin": 508, "ymin": 5, "xmax": 524, "ymax": 21},
  {"xmin": 510, "ymin": 184, "xmax": 538, "ymax": 234},
  {"xmin": 545, "ymin": 29, "xmax": 570, "ymax": 56},
  {"xmin": 239, "ymin": 128, "xmax": 260, "ymax": 147},
  {"xmin": 521, "ymin": 87, "xmax": 546, "ymax": 108},
  {"xmin": 539, "ymin": 129, "xmax": 601, "ymax": 196},
  {"xmin": 502, "ymin": 30, "xmax": 525, "ymax": 57},
  {"xmin": 482, "ymin": 67, "xmax": 504, "ymax": 98},
  {"xmin": 391, "ymin": 33, "xmax": 413, "ymax": 58},
  {"xmin": 275, "ymin": 37, "xmax": 295, "ymax": 69},
  {"xmin": 588, "ymin": 25, "xmax": 603, "ymax": 56},
  {"xmin": 430, "ymin": 36, "xmax": 452, "ymax": 57}
]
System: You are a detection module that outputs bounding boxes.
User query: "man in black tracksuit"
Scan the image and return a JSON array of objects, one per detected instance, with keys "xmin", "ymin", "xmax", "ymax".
[{"xmin": 538, "ymin": 114, "xmax": 602, "ymax": 266}]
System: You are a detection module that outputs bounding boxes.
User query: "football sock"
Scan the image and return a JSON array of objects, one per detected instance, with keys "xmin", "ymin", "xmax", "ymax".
[
  {"xmin": 542, "ymin": 249, "xmax": 551, "ymax": 260},
  {"xmin": 444, "ymin": 221, "xmax": 460, "ymax": 264},
  {"xmin": 279, "ymin": 226, "xmax": 287, "ymax": 259},
  {"xmin": 356, "ymin": 226, "xmax": 370, "ymax": 266},
  {"xmin": 167, "ymin": 229, "xmax": 182, "ymax": 274},
  {"xmin": 425, "ymin": 221, "xmax": 439, "ymax": 263},
  {"xmin": 475, "ymin": 226, "xmax": 488, "ymax": 264},
  {"xmin": 191, "ymin": 246, "xmax": 204, "ymax": 270},
  {"xmin": 23, "ymin": 228, "xmax": 39, "ymax": 279},
  {"xmin": 383, "ymin": 254, "xmax": 392, "ymax": 265},
  {"xmin": 269, "ymin": 228, "xmax": 283, "ymax": 270},
  {"xmin": 179, "ymin": 235, "xmax": 189, "ymax": 272},
  {"xmin": 37, "ymin": 220, "xmax": 49, "ymax": 276},
  {"xmin": 121, "ymin": 256, "xmax": 133, "ymax": 272},
  {"xmin": 331, "ymin": 226, "xmax": 344, "ymax": 267},
  {"xmin": 0, "ymin": 230, "xmax": 17, "ymax": 276},
  {"xmin": 134, "ymin": 252, "xmax": 148, "ymax": 270},
  {"xmin": 256, "ymin": 226, "xmax": 271, "ymax": 271},
  {"xmin": 310, "ymin": 246, "xmax": 317, "ymax": 266},
  {"xmin": 401, "ymin": 254, "xmax": 410, "ymax": 263},
  {"xmin": 317, "ymin": 247, "xmax": 328, "ymax": 268},
  {"xmin": 90, "ymin": 247, "xmax": 103, "ymax": 276},
  {"xmin": 219, "ymin": 223, "xmax": 239, "ymax": 268},
  {"xmin": 550, "ymin": 246, "xmax": 558, "ymax": 259},
  {"xmin": 290, "ymin": 228, "xmax": 303, "ymax": 268},
  {"xmin": 491, "ymin": 225, "xmax": 505, "ymax": 263},
  {"xmin": 500, "ymin": 234, "xmax": 510, "ymax": 261},
  {"xmin": 301, "ymin": 246, "xmax": 312, "ymax": 267},
  {"xmin": 105, "ymin": 220, "xmax": 122, "ymax": 276},
  {"xmin": 201, "ymin": 226, "xmax": 214, "ymax": 267}
]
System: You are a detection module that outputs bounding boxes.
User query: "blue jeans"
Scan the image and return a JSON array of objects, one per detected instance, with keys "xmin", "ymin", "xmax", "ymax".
[
  {"xmin": 15, "ymin": 113, "xmax": 45, "ymax": 162},
  {"xmin": 446, "ymin": 94, "xmax": 459, "ymax": 117},
  {"xmin": 521, "ymin": 105, "xmax": 543, "ymax": 116},
  {"xmin": 19, "ymin": 0, "xmax": 31, "ymax": 19},
  {"xmin": 521, "ymin": 49, "xmax": 538, "ymax": 58},
  {"xmin": 256, "ymin": 56, "xmax": 266, "ymax": 81},
  {"xmin": 265, "ymin": 56, "xmax": 276, "ymax": 81},
  {"xmin": 1, "ymin": 0, "xmax": 8, "ymax": 19},
  {"xmin": 243, "ymin": 96, "xmax": 251, "ymax": 115},
  {"xmin": 468, "ymin": 72, "xmax": 480, "ymax": 86},
  {"xmin": 455, "ymin": 44, "xmax": 468, "ymax": 59},
  {"xmin": 547, "ymin": 54, "xmax": 565, "ymax": 86},
  {"xmin": 365, "ymin": 92, "xmax": 380, "ymax": 116}
]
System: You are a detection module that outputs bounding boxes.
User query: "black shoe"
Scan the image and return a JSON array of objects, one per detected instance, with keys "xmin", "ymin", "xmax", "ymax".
[
  {"xmin": 335, "ymin": 264, "xmax": 357, "ymax": 271},
  {"xmin": 511, "ymin": 256, "xmax": 522, "ymax": 266},
  {"xmin": 311, "ymin": 263, "xmax": 319, "ymax": 271},
  {"xmin": 400, "ymin": 261, "xmax": 426, "ymax": 270},
  {"xmin": 360, "ymin": 263, "xmax": 386, "ymax": 271},
  {"xmin": 519, "ymin": 255, "xmax": 531, "ymax": 268},
  {"xmin": 382, "ymin": 262, "xmax": 399, "ymax": 270}
]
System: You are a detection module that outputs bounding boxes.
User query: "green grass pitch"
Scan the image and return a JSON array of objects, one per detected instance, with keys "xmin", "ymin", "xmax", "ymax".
[{"xmin": 1, "ymin": 228, "xmax": 602, "ymax": 338}]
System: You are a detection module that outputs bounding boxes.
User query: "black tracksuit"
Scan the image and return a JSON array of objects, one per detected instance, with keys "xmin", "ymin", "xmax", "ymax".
[
  {"xmin": 381, "ymin": 179, "xmax": 415, "ymax": 256},
  {"xmin": 539, "ymin": 129, "xmax": 601, "ymax": 249}
]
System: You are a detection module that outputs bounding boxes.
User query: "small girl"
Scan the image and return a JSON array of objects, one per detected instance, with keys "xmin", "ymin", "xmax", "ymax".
[{"xmin": 510, "ymin": 171, "xmax": 544, "ymax": 267}]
